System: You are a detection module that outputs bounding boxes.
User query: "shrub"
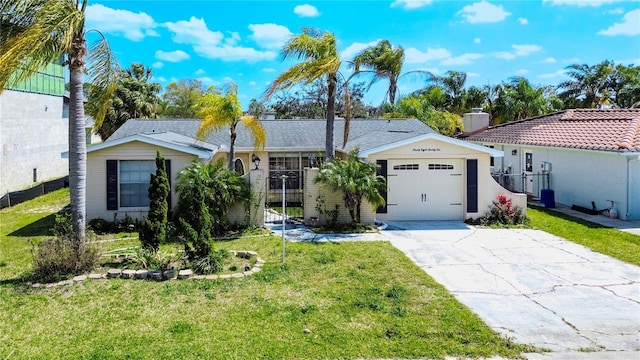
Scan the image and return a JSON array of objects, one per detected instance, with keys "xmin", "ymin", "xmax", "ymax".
[
  {"xmin": 140, "ymin": 150, "xmax": 170, "ymax": 251},
  {"xmin": 475, "ymin": 195, "xmax": 528, "ymax": 226},
  {"xmin": 191, "ymin": 248, "xmax": 230, "ymax": 274},
  {"xmin": 31, "ymin": 236, "xmax": 101, "ymax": 282},
  {"xmin": 52, "ymin": 209, "xmax": 73, "ymax": 237},
  {"xmin": 88, "ymin": 218, "xmax": 112, "ymax": 233},
  {"xmin": 125, "ymin": 247, "xmax": 174, "ymax": 271}
]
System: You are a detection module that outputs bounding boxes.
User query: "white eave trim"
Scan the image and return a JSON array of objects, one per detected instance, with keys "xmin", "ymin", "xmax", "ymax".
[
  {"xmin": 79, "ymin": 134, "xmax": 217, "ymax": 159},
  {"xmin": 359, "ymin": 133, "xmax": 504, "ymax": 158}
]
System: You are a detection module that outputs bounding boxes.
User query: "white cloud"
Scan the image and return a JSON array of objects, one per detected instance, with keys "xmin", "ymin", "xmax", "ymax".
[
  {"xmin": 249, "ymin": 81, "xmax": 257, "ymax": 86},
  {"xmin": 155, "ymin": 50, "xmax": 190, "ymax": 62},
  {"xmin": 340, "ymin": 40, "xmax": 381, "ymax": 59},
  {"xmin": 440, "ymin": 53, "xmax": 484, "ymax": 66},
  {"xmin": 538, "ymin": 69, "xmax": 567, "ymax": 79},
  {"xmin": 164, "ymin": 18, "xmax": 276, "ymax": 62},
  {"xmin": 608, "ymin": 8, "xmax": 624, "ymax": 14},
  {"xmin": 152, "ymin": 61, "xmax": 164, "ymax": 69},
  {"xmin": 405, "ymin": 47, "xmax": 452, "ymax": 63},
  {"xmin": 474, "ymin": 38, "xmax": 481, "ymax": 43},
  {"xmin": 262, "ymin": 68, "xmax": 277, "ymax": 73},
  {"xmin": 514, "ymin": 69, "xmax": 530, "ymax": 75},
  {"xmin": 164, "ymin": 17, "xmax": 223, "ymax": 45},
  {"xmin": 249, "ymin": 23, "xmax": 293, "ymax": 49},
  {"xmin": 518, "ymin": 17, "xmax": 529, "ymax": 25},
  {"xmin": 85, "ymin": 4, "xmax": 158, "ymax": 41},
  {"xmin": 457, "ymin": 1, "xmax": 511, "ymax": 24},
  {"xmin": 543, "ymin": 0, "xmax": 628, "ymax": 7},
  {"xmin": 390, "ymin": 0, "xmax": 433, "ymax": 9},
  {"xmin": 294, "ymin": 4, "xmax": 320, "ymax": 17},
  {"xmin": 194, "ymin": 69, "xmax": 206, "ymax": 75},
  {"xmin": 542, "ymin": 57, "xmax": 557, "ymax": 63},
  {"xmin": 493, "ymin": 44, "xmax": 542, "ymax": 60},
  {"xmin": 151, "ymin": 76, "xmax": 167, "ymax": 83},
  {"xmin": 197, "ymin": 77, "xmax": 216, "ymax": 87},
  {"xmin": 225, "ymin": 32, "xmax": 241, "ymax": 46},
  {"xmin": 599, "ymin": 9, "xmax": 640, "ymax": 36}
]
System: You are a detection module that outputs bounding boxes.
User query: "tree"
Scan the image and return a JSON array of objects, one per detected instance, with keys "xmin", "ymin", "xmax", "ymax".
[
  {"xmin": 394, "ymin": 93, "xmax": 463, "ymax": 136},
  {"xmin": 610, "ymin": 64, "xmax": 640, "ymax": 108},
  {"xmin": 265, "ymin": 27, "xmax": 341, "ymax": 159},
  {"xmin": 247, "ymin": 98, "xmax": 266, "ymax": 119},
  {"xmin": 140, "ymin": 150, "xmax": 169, "ymax": 252},
  {"xmin": 314, "ymin": 148, "xmax": 386, "ymax": 224},
  {"xmin": 351, "ymin": 40, "xmax": 433, "ymax": 105},
  {"xmin": 87, "ymin": 62, "xmax": 161, "ymax": 139},
  {"xmin": 194, "ymin": 83, "xmax": 266, "ymax": 171},
  {"xmin": 0, "ymin": 0, "xmax": 119, "ymax": 246},
  {"xmin": 557, "ymin": 61, "xmax": 615, "ymax": 108},
  {"xmin": 159, "ymin": 78, "xmax": 206, "ymax": 118}
]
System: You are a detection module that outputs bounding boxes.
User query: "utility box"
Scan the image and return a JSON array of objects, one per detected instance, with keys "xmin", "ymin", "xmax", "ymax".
[{"xmin": 540, "ymin": 189, "xmax": 555, "ymax": 208}]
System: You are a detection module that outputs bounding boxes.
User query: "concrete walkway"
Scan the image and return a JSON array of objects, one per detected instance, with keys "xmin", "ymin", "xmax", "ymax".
[{"xmin": 384, "ymin": 221, "xmax": 640, "ymax": 356}]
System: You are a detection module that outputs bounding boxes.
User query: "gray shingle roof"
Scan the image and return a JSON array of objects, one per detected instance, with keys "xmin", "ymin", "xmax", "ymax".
[{"xmin": 107, "ymin": 118, "xmax": 434, "ymax": 153}]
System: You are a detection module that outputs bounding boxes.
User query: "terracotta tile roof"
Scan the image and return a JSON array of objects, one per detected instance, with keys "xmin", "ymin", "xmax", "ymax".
[{"xmin": 464, "ymin": 109, "xmax": 640, "ymax": 152}]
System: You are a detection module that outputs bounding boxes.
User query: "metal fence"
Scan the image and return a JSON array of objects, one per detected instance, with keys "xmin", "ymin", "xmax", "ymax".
[
  {"xmin": 264, "ymin": 171, "xmax": 305, "ymax": 224},
  {"xmin": 492, "ymin": 172, "xmax": 550, "ymax": 198}
]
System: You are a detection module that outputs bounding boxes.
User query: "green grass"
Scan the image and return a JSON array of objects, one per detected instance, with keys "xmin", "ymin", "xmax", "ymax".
[
  {"xmin": 528, "ymin": 205, "xmax": 640, "ymax": 266},
  {"xmin": 0, "ymin": 189, "xmax": 534, "ymax": 359}
]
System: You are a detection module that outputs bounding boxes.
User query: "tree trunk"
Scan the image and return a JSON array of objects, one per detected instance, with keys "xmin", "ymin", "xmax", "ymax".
[
  {"xmin": 389, "ymin": 78, "xmax": 397, "ymax": 105},
  {"xmin": 229, "ymin": 123, "xmax": 237, "ymax": 171},
  {"xmin": 325, "ymin": 73, "xmax": 337, "ymax": 159},
  {"xmin": 68, "ymin": 33, "xmax": 87, "ymax": 247}
]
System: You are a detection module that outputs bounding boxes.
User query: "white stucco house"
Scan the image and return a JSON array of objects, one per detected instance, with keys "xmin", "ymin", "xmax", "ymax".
[
  {"xmin": 85, "ymin": 117, "xmax": 524, "ymax": 225},
  {"xmin": 462, "ymin": 108, "xmax": 640, "ymax": 221}
]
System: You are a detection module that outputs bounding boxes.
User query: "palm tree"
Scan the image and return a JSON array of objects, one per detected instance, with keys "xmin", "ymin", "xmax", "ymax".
[
  {"xmin": 314, "ymin": 148, "xmax": 386, "ymax": 224},
  {"xmin": 264, "ymin": 27, "xmax": 341, "ymax": 159},
  {"xmin": 0, "ymin": 0, "xmax": 118, "ymax": 246},
  {"xmin": 557, "ymin": 61, "xmax": 614, "ymax": 108},
  {"xmin": 194, "ymin": 83, "xmax": 266, "ymax": 171},
  {"xmin": 351, "ymin": 40, "xmax": 433, "ymax": 105}
]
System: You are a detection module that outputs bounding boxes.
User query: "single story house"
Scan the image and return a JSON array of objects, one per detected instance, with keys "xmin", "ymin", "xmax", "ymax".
[
  {"xmin": 461, "ymin": 108, "xmax": 640, "ymax": 221},
  {"xmin": 85, "ymin": 117, "xmax": 523, "ymax": 224}
]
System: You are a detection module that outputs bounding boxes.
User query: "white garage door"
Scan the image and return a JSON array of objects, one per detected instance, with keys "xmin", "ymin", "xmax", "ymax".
[{"xmin": 386, "ymin": 159, "xmax": 463, "ymax": 220}]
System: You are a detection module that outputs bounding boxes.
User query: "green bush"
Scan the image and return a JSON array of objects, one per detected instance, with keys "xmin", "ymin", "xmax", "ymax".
[
  {"xmin": 191, "ymin": 248, "xmax": 230, "ymax": 274},
  {"xmin": 52, "ymin": 209, "xmax": 73, "ymax": 237},
  {"xmin": 125, "ymin": 247, "xmax": 174, "ymax": 271},
  {"xmin": 31, "ymin": 236, "xmax": 101, "ymax": 282}
]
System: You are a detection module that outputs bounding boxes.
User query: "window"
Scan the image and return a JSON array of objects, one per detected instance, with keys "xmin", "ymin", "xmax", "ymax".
[
  {"xmin": 268, "ymin": 152, "xmax": 324, "ymax": 190},
  {"xmin": 428, "ymin": 164, "xmax": 454, "ymax": 170},
  {"xmin": 234, "ymin": 158, "xmax": 245, "ymax": 175},
  {"xmin": 119, "ymin": 160, "xmax": 154, "ymax": 207},
  {"xmin": 393, "ymin": 164, "xmax": 419, "ymax": 170},
  {"xmin": 485, "ymin": 145, "xmax": 495, "ymax": 167}
]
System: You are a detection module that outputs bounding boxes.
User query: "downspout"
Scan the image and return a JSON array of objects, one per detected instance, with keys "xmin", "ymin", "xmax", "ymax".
[{"xmin": 627, "ymin": 157, "xmax": 630, "ymax": 220}]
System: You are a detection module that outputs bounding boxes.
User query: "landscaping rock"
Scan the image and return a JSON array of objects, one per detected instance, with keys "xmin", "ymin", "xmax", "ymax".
[
  {"xmin": 243, "ymin": 263, "xmax": 251, "ymax": 271},
  {"xmin": 148, "ymin": 270, "xmax": 162, "ymax": 280},
  {"xmin": 88, "ymin": 273, "xmax": 103, "ymax": 279},
  {"xmin": 121, "ymin": 270, "xmax": 136, "ymax": 279},
  {"xmin": 58, "ymin": 280, "xmax": 73, "ymax": 286},
  {"xmin": 205, "ymin": 274, "xmax": 218, "ymax": 280},
  {"xmin": 251, "ymin": 267, "xmax": 261, "ymax": 274},
  {"xmin": 178, "ymin": 269, "xmax": 193, "ymax": 279},
  {"xmin": 236, "ymin": 251, "xmax": 247, "ymax": 258},
  {"xmin": 73, "ymin": 275, "xmax": 87, "ymax": 282},
  {"xmin": 31, "ymin": 283, "xmax": 42, "ymax": 288},
  {"xmin": 106, "ymin": 269, "xmax": 122, "ymax": 279},
  {"xmin": 231, "ymin": 273, "xmax": 244, "ymax": 278},
  {"xmin": 303, "ymin": 328, "xmax": 311, "ymax": 334},
  {"xmin": 134, "ymin": 270, "xmax": 148, "ymax": 279},
  {"xmin": 219, "ymin": 274, "xmax": 232, "ymax": 279},
  {"xmin": 193, "ymin": 275, "xmax": 206, "ymax": 280},
  {"xmin": 247, "ymin": 251, "xmax": 258, "ymax": 257},
  {"xmin": 163, "ymin": 269, "xmax": 177, "ymax": 279}
]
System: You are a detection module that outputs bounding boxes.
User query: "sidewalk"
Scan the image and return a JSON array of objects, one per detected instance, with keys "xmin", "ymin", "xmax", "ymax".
[{"xmin": 530, "ymin": 201, "xmax": 640, "ymax": 236}]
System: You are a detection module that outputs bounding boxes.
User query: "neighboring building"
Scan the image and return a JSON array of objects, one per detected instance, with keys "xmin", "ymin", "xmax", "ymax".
[
  {"xmin": 462, "ymin": 109, "xmax": 640, "ymax": 221},
  {"xmin": 85, "ymin": 118, "xmax": 523, "ymax": 224},
  {"xmin": 0, "ymin": 60, "xmax": 68, "ymax": 195}
]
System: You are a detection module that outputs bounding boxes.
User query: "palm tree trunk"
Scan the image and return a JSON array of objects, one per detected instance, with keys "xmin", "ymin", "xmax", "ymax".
[
  {"xmin": 68, "ymin": 34, "xmax": 87, "ymax": 246},
  {"xmin": 229, "ymin": 124, "xmax": 237, "ymax": 171},
  {"xmin": 389, "ymin": 78, "xmax": 397, "ymax": 105},
  {"xmin": 326, "ymin": 73, "xmax": 337, "ymax": 159}
]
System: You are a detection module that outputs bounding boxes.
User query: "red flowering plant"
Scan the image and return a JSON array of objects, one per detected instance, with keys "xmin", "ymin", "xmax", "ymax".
[{"xmin": 475, "ymin": 195, "xmax": 528, "ymax": 226}]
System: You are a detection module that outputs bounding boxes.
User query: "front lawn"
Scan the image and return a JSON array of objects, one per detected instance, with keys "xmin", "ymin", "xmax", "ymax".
[
  {"xmin": 528, "ymin": 205, "xmax": 640, "ymax": 266},
  {"xmin": 0, "ymin": 190, "xmax": 534, "ymax": 359}
]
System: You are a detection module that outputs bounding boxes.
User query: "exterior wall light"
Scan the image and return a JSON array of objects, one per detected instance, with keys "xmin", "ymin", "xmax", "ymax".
[{"xmin": 252, "ymin": 155, "xmax": 261, "ymax": 170}]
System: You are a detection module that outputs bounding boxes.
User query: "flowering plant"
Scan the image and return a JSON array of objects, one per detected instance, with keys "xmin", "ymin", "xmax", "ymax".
[{"xmin": 477, "ymin": 195, "xmax": 527, "ymax": 226}]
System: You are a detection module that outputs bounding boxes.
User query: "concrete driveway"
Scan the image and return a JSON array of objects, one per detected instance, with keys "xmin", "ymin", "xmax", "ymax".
[{"xmin": 383, "ymin": 221, "xmax": 640, "ymax": 354}]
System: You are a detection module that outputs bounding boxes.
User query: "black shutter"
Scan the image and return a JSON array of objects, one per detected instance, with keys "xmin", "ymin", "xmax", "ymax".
[
  {"xmin": 164, "ymin": 159, "xmax": 172, "ymax": 209},
  {"xmin": 467, "ymin": 159, "xmax": 478, "ymax": 213},
  {"xmin": 106, "ymin": 160, "xmax": 118, "ymax": 210},
  {"xmin": 376, "ymin": 160, "xmax": 387, "ymax": 214}
]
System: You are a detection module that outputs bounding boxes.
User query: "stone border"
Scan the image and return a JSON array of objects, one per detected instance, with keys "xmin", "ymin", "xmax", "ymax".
[{"xmin": 29, "ymin": 250, "xmax": 265, "ymax": 288}]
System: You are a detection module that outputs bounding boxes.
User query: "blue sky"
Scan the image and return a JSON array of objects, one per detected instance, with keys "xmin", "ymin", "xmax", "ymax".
[{"xmin": 85, "ymin": 0, "xmax": 640, "ymax": 108}]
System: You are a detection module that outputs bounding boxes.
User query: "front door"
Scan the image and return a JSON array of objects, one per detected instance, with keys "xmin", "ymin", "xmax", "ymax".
[{"xmin": 524, "ymin": 151, "xmax": 534, "ymax": 194}]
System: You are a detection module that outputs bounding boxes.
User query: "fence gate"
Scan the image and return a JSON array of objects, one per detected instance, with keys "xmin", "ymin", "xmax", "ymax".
[{"xmin": 264, "ymin": 171, "xmax": 305, "ymax": 225}]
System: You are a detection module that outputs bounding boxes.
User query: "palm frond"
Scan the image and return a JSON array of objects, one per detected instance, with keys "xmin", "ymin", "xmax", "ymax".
[
  {"xmin": 85, "ymin": 30, "xmax": 120, "ymax": 129},
  {"xmin": 240, "ymin": 115, "xmax": 266, "ymax": 150}
]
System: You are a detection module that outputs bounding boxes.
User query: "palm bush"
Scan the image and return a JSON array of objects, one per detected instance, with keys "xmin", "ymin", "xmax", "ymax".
[{"xmin": 315, "ymin": 148, "xmax": 386, "ymax": 224}]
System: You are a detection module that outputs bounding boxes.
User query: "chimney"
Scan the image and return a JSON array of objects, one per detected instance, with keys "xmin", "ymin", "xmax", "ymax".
[{"xmin": 462, "ymin": 108, "xmax": 489, "ymax": 136}]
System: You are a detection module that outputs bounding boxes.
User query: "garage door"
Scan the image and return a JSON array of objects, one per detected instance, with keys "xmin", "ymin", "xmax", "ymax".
[{"xmin": 386, "ymin": 159, "xmax": 463, "ymax": 220}]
